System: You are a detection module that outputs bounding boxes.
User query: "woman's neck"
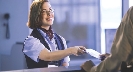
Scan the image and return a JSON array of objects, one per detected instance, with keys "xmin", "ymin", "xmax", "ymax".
[{"xmin": 41, "ymin": 26, "xmax": 50, "ymax": 30}]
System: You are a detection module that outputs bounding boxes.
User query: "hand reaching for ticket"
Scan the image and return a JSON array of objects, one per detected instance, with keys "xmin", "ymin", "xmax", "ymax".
[{"xmin": 99, "ymin": 53, "xmax": 110, "ymax": 61}]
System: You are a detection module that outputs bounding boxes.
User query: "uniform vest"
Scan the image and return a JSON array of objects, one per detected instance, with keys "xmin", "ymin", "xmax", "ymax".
[{"xmin": 23, "ymin": 29, "xmax": 65, "ymax": 69}]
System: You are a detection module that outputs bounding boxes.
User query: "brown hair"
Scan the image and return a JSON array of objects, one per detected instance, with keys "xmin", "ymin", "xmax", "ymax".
[{"xmin": 27, "ymin": 0, "xmax": 49, "ymax": 29}]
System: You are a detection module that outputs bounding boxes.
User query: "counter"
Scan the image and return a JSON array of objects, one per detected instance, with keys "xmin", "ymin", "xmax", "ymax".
[{"xmin": 1, "ymin": 66, "xmax": 86, "ymax": 72}]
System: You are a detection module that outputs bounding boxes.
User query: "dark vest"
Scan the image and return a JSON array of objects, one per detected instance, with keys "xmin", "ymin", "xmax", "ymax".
[{"xmin": 23, "ymin": 29, "xmax": 65, "ymax": 69}]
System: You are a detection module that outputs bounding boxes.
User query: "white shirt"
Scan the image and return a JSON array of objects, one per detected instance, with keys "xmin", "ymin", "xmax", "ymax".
[{"xmin": 23, "ymin": 29, "xmax": 70, "ymax": 63}]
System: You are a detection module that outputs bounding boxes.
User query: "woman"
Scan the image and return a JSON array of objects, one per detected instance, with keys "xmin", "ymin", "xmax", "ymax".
[{"xmin": 23, "ymin": 0, "xmax": 86, "ymax": 69}]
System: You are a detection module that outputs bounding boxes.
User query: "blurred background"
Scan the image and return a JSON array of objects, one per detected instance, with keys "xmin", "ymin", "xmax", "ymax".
[{"xmin": 0, "ymin": 0, "xmax": 132, "ymax": 71}]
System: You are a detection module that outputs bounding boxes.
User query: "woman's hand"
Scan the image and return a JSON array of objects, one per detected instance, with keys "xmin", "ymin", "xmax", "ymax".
[{"xmin": 68, "ymin": 46, "xmax": 86, "ymax": 56}]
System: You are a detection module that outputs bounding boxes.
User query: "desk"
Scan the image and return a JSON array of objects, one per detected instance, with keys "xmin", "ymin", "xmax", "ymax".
[{"xmin": 1, "ymin": 66, "xmax": 85, "ymax": 72}]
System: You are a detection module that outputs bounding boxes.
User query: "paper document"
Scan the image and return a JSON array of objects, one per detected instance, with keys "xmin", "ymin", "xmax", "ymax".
[{"xmin": 85, "ymin": 49, "xmax": 101, "ymax": 59}]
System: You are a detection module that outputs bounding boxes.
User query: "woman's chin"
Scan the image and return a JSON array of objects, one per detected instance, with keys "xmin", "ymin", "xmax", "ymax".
[
  {"xmin": 47, "ymin": 23, "xmax": 53, "ymax": 26},
  {"xmin": 47, "ymin": 22, "xmax": 53, "ymax": 25}
]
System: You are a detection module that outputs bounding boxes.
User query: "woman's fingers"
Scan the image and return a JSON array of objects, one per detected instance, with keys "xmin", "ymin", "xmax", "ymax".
[
  {"xmin": 78, "ymin": 46, "xmax": 86, "ymax": 51},
  {"xmin": 70, "ymin": 46, "xmax": 87, "ymax": 56}
]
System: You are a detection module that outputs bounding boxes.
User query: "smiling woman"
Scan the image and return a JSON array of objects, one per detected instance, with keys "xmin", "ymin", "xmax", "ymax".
[{"xmin": 23, "ymin": 0, "xmax": 86, "ymax": 69}]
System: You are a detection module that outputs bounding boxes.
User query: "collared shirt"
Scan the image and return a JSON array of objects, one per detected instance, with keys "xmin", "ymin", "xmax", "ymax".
[{"xmin": 23, "ymin": 29, "xmax": 70, "ymax": 63}]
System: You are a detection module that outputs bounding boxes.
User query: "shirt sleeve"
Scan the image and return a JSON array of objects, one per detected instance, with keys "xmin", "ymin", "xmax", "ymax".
[
  {"xmin": 59, "ymin": 35, "xmax": 70, "ymax": 63},
  {"xmin": 23, "ymin": 36, "xmax": 45, "ymax": 62},
  {"xmin": 90, "ymin": 6, "xmax": 133, "ymax": 72}
]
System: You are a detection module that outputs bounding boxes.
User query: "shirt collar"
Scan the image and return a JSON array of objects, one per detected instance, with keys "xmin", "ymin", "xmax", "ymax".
[{"xmin": 37, "ymin": 28, "xmax": 55, "ymax": 38}]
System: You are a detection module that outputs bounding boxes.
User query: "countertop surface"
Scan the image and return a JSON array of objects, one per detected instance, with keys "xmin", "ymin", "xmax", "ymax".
[{"xmin": 1, "ymin": 66, "xmax": 85, "ymax": 72}]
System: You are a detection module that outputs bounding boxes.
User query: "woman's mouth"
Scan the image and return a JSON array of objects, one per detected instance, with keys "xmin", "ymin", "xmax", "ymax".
[{"xmin": 46, "ymin": 18, "xmax": 53, "ymax": 21}]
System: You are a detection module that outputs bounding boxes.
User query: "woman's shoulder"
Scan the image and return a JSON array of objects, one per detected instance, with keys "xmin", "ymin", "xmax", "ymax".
[{"xmin": 24, "ymin": 35, "xmax": 39, "ymax": 42}]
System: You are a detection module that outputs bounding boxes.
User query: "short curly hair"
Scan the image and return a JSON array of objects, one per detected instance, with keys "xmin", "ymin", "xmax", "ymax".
[{"xmin": 27, "ymin": 0, "xmax": 49, "ymax": 29}]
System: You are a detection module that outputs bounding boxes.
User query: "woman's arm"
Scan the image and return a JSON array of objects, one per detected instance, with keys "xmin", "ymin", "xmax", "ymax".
[
  {"xmin": 39, "ymin": 46, "xmax": 85, "ymax": 61},
  {"xmin": 62, "ymin": 62, "xmax": 69, "ymax": 66},
  {"xmin": 23, "ymin": 35, "xmax": 86, "ymax": 62},
  {"xmin": 39, "ymin": 48, "xmax": 71, "ymax": 61}
]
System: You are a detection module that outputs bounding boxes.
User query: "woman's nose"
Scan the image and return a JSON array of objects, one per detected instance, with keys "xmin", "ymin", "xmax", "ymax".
[
  {"xmin": 47, "ymin": 11, "xmax": 52, "ymax": 16},
  {"xmin": 47, "ymin": 12, "xmax": 51, "ymax": 16}
]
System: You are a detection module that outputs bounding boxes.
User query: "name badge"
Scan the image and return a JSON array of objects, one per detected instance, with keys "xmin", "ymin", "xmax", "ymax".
[{"xmin": 48, "ymin": 65, "xmax": 58, "ymax": 68}]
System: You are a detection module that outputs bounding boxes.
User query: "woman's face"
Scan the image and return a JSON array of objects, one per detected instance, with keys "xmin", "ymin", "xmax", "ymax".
[{"xmin": 41, "ymin": 2, "xmax": 54, "ymax": 27}]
